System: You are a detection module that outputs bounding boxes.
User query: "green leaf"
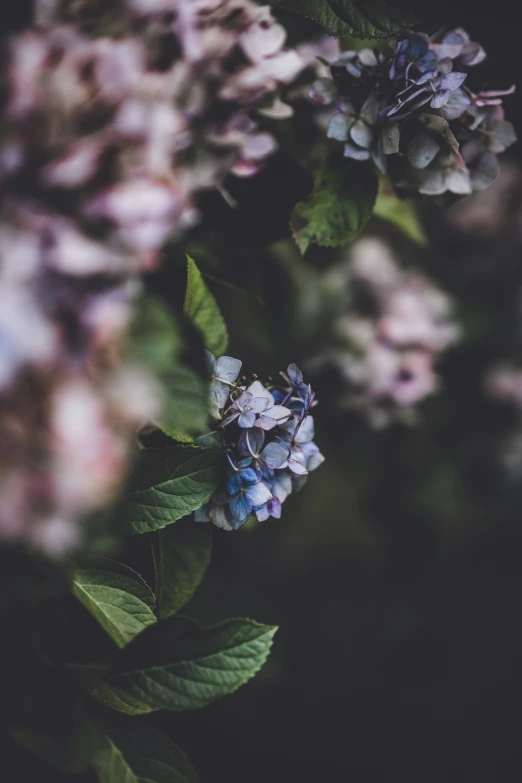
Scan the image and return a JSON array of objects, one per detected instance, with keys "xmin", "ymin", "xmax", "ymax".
[
  {"xmin": 92, "ymin": 681, "xmax": 151, "ymax": 715},
  {"xmin": 152, "ymin": 519, "xmax": 212, "ymax": 619},
  {"xmin": 272, "ymin": 0, "xmax": 351, "ymax": 36},
  {"xmin": 92, "ymin": 715, "xmax": 199, "ymax": 783},
  {"xmin": 122, "ymin": 446, "xmax": 221, "ymax": 535},
  {"xmin": 328, "ymin": 0, "xmax": 417, "ymax": 38},
  {"xmin": 128, "ymin": 294, "xmax": 181, "ymax": 375},
  {"xmin": 156, "ymin": 364, "xmax": 209, "ymax": 442},
  {"xmin": 184, "ymin": 256, "xmax": 228, "ymax": 357},
  {"xmin": 271, "ymin": 0, "xmax": 417, "ymax": 39},
  {"xmin": 72, "ymin": 565, "xmax": 156, "ymax": 648},
  {"xmin": 291, "ymin": 158, "xmax": 378, "ymax": 254},
  {"xmin": 104, "ymin": 616, "xmax": 277, "ymax": 713},
  {"xmin": 128, "ymin": 294, "xmax": 210, "ymax": 441},
  {"xmin": 373, "ymin": 191, "xmax": 427, "ymax": 244}
]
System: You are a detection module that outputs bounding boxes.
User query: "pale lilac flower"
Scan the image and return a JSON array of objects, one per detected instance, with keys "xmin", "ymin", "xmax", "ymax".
[{"xmin": 313, "ymin": 237, "xmax": 459, "ymax": 427}]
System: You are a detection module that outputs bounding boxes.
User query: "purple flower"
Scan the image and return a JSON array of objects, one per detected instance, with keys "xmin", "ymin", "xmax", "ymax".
[
  {"xmin": 206, "ymin": 351, "xmax": 242, "ymax": 418},
  {"xmin": 254, "ymin": 497, "xmax": 282, "ymax": 522},
  {"xmin": 225, "ymin": 465, "xmax": 272, "ymax": 527},
  {"xmin": 194, "ymin": 356, "xmax": 324, "ymax": 530},
  {"xmin": 310, "ymin": 23, "xmax": 516, "ymax": 199},
  {"xmin": 389, "ymin": 32, "xmax": 438, "ymax": 82},
  {"xmin": 222, "ymin": 380, "xmax": 274, "ymax": 428},
  {"xmin": 238, "ymin": 429, "xmax": 288, "ymax": 479}
]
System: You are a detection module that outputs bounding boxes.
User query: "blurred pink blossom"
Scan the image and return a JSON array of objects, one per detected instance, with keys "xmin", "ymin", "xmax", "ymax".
[
  {"xmin": 0, "ymin": 0, "xmax": 306, "ymax": 554},
  {"xmin": 318, "ymin": 237, "xmax": 460, "ymax": 427}
]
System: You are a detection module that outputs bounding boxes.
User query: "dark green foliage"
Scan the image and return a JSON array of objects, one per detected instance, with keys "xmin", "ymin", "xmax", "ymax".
[
  {"xmin": 271, "ymin": 0, "xmax": 417, "ymax": 38},
  {"xmin": 291, "ymin": 156, "xmax": 378, "ymax": 253}
]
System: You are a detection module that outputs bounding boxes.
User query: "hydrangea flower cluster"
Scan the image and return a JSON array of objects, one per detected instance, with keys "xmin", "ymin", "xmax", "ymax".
[
  {"xmin": 311, "ymin": 237, "xmax": 459, "ymax": 427},
  {"xmin": 310, "ymin": 28, "xmax": 516, "ymax": 196},
  {"xmin": 2, "ymin": 0, "xmax": 305, "ymax": 275},
  {"xmin": 195, "ymin": 353, "xmax": 324, "ymax": 530},
  {"xmin": 0, "ymin": 266, "xmax": 160, "ymax": 554},
  {"xmin": 0, "ymin": 172, "xmax": 160, "ymax": 556},
  {"xmin": 0, "ymin": 0, "xmax": 305, "ymax": 554}
]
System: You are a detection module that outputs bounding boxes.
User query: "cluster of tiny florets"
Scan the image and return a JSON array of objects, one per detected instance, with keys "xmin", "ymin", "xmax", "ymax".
[
  {"xmin": 310, "ymin": 28, "xmax": 516, "ymax": 196},
  {"xmin": 195, "ymin": 353, "xmax": 324, "ymax": 530},
  {"xmin": 4, "ymin": 1, "xmax": 304, "ymax": 273},
  {"xmin": 310, "ymin": 237, "xmax": 459, "ymax": 427}
]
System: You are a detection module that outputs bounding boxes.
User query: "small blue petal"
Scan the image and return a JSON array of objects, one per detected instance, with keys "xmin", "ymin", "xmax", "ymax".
[
  {"xmin": 308, "ymin": 451, "xmax": 325, "ymax": 471},
  {"xmin": 229, "ymin": 493, "xmax": 252, "ymax": 524},
  {"xmin": 405, "ymin": 32, "xmax": 430, "ymax": 60},
  {"xmin": 238, "ymin": 428, "xmax": 265, "ymax": 457},
  {"xmin": 214, "ymin": 355, "xmax": 242, "ymax": 383},
  {"xmin": 288, "ymin": 453, "xmax": 308, "ymax": 476},
  {"xmin": 261, "ymin": 442, "xmax": 289, "ymax": 470},
  {"xmin": 415, "ymin": 69, "xmax": 438, "ymax": 85},
  {"xmin": 260, "ymin": 464, "xmax": 275, "ymax": 481},
  {"xmin": 300, "ymin": 440, "xmax": 320, "ymax": 458},
  {"xmin": 272, "ymin": 470, "xmax": 293, "ymax": 503},
  {"xmin": 270, "ymin": 389, "xmax": 286, "ymax": 404},
  {"xmin": 272, "ymin": 405, "xmax": 292, "ymax": 421},
  {"xmin": 238, "ymin": 412, "xmax": 256, "ymax": 428},
  {"xmin": 439, "ymin": 71, "xmax": 467, "ymax": 91},
  {"xmin": 255, "ymin": 503, "xmax": 270, "ymax": 522},
  {"xmin": 239, "ymin": 467, "xmax": 260, "ymax": 485},
  {"xmin": 246, "ymin": 396, "xmax": 273, "ymax": 414},
  {"xmin": 417, "ymin": 50, "xmax": 438, "ymax": 73},
  {"xmin": 210, "ymin": 380, "xmax": 232, "ymax": 414},
  {"xmin": 194, "ymin": 502, "xmax": 210, "ymax": 522},
  {"xmin": 286, "ymin": 364, "xmax": 303, "ymax": 386},
  {"xmin": 246, "ymin": 481, "xmax": 272, "ymax": 506},
  {"xmin": 431, "ymin": 90, "xmax": 451, "ymax": 109},
  {"xmin": 295, "ymin": 415, "xmax": 315, "ymax": 443},
  {"xmin": 227, "ymin": 473, "xmax": 241, "ymax": 496},
  {"xmin": 209, "ymin": 504, "xmax": 233, "ymax": 531},
  {"xmin": 254, "ymin": 415, "xmax": 278, "ymax": 431}
]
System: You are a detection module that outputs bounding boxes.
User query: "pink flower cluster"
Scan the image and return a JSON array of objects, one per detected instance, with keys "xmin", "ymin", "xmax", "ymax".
[
  {"xmin": 0, "ymin": 0, "xmax": 304, "ymax": 553},
  {"xmin": 322, "ymin": 237, "xmax": 459, "ymax": 427},
  {"xmin": 0, "ymin": 217, "xmax": 160, "ymax": 553}
]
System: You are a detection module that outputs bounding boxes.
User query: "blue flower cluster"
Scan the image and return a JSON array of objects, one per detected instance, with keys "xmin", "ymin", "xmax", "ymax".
[
  {"xmin": 310, "ymin": 28, "xmax": 516, "ymax": 196},
  {"xmin": 195, "ymin": 353, "xmax": 324, "ymax": 530}
]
